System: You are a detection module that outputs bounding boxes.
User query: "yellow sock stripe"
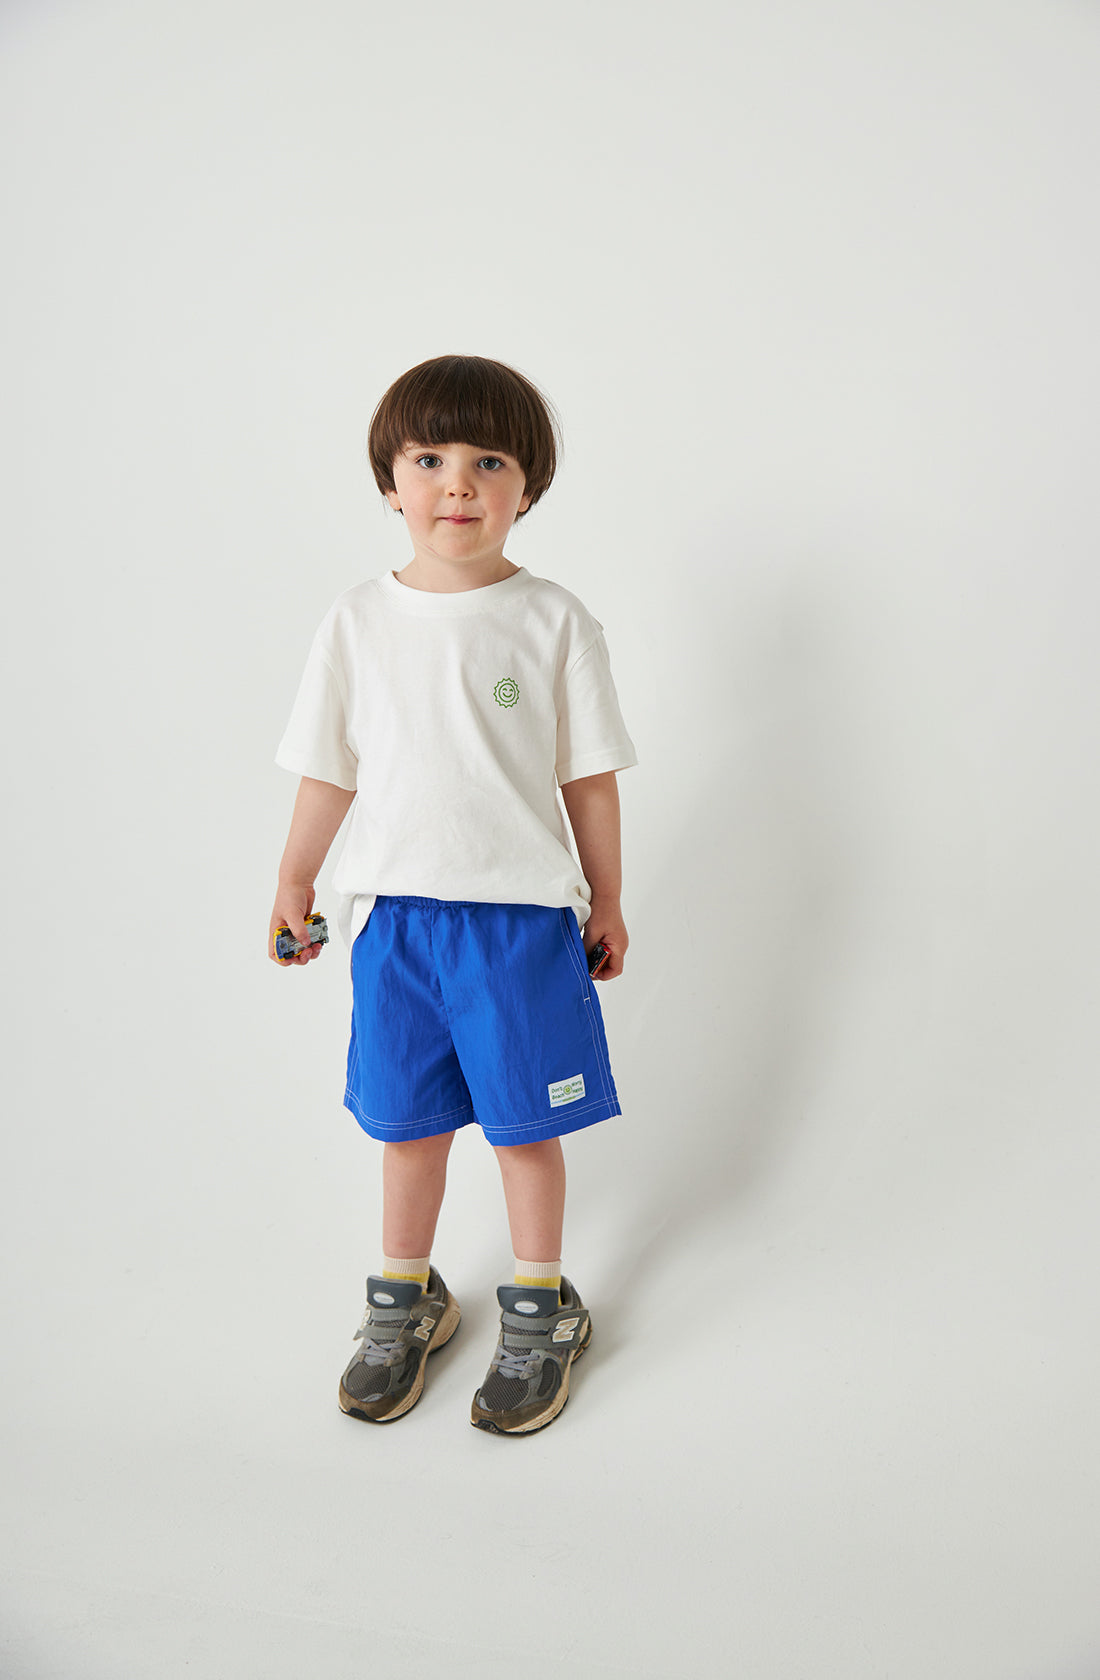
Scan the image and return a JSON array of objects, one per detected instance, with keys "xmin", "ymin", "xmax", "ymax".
[
  {"xmin": 514, "ymin": 1267, "xmax": 561, "ymax": 1290},
  {"xmin": 383, "ymin": 1256, "xmax": 431, "ymax": 1286}
]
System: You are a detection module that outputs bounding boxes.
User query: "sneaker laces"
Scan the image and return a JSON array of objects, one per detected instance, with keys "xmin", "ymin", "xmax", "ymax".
[
  {"xmin": 352, "ymin": 1317, "xmax": 404, "ymax": 1367},
  {"xmin": 491, "ymin": 1342, "xmax": 538, "ymax": 1381}
]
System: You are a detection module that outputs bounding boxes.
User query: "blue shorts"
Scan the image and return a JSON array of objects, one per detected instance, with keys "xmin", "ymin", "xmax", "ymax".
[{"xmin": 344, "ymin": 898, "xmax": 621, "ymax": 1147}]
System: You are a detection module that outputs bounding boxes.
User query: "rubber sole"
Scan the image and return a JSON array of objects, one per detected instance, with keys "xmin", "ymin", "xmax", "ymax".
[
  {"xmin": 339, "ymin": 1296, "xmax": 461, "ymax": 1424},
  {"xmin": 470, "ymin": 1321, "xmax": 591, "ymax": 1436}
]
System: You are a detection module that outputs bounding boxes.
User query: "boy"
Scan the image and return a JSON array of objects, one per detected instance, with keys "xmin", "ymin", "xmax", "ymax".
[{"xmin": 269, "ymin": 354, "xmax": 636, "ymax": 1435}]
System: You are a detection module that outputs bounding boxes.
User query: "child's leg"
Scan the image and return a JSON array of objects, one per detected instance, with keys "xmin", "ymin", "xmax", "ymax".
[
  {"xmin": 472, "ymin": 1137, "xmax": 589, "ymax": 1436},
  {"xmin": 339, "ymin": 1130, "xmax": 460, "ymax": 1426},
  {"xmin": 382, "ymin": 1132, "xmax": 455, "ymax": 1260},
  {"xmin": 493, "ymin": 1137, "xmax": 566, "ymax": 1265}
]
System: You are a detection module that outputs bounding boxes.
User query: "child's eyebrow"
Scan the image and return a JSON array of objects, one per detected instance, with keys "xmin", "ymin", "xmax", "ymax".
[{"xmin": 402, "ymin": 442, "xmax": 515, "ymax": 458}]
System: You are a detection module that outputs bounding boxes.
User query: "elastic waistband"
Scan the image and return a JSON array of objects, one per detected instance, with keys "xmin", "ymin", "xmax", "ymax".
[{"xmin": 377, "ymin": 896, "xmax": 486, "ymax": 911}]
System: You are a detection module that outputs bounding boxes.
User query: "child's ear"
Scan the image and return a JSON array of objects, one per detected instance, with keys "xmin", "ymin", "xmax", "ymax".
[
  {"xmin": 518, "ymin": 491, "xmax": 531, "ymax": 515},
  {"xmin": 385, "ymin": 489, "xmax": 403, "ymax": 512}
]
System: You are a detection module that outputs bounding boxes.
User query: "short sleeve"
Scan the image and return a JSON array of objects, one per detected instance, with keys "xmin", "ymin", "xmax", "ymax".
[
  {"xmin": 275, "ymin": 634, "xmax": 359, "ymax": 792},
  {"xmin": 555, "ymin": 632, "xmax": 638, "ymax": 786}
]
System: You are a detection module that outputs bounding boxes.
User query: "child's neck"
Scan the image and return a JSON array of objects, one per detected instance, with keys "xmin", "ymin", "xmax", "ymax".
[{"xmin": 394, "ymin": 555, "xmax": 520, "ymax": 594}]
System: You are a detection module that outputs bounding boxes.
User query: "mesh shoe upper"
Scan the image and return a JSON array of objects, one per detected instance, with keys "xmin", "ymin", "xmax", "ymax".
[
  {"xmin": 472, "ymin": 1278, "xmax": 589, "ymax": 1432},
  {"xmin": 339, "ymin": 1267, "xmax": 458, "ymax": 1421}
]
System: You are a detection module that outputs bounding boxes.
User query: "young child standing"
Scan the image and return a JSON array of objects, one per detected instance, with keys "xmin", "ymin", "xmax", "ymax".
[{"xmin": 269, "ymin": 355, "xmax": 636, "ymax": 1435}]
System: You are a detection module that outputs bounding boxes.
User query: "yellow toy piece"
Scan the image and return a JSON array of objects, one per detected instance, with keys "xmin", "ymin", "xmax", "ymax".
[{"xmin": 274, "ymin": 912, "xmax": 329, "ymax": 962}]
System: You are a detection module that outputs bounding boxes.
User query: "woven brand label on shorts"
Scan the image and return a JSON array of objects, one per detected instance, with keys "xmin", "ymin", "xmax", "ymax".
[{"xmin": 548, "ymin": 1074, "xmax": 586, "ymax": 1108}]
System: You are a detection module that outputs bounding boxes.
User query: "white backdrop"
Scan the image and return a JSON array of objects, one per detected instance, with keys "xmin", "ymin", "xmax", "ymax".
[{"xmin": 3, "ymin": 2, "xmax": 1099, "ymax": 1676}]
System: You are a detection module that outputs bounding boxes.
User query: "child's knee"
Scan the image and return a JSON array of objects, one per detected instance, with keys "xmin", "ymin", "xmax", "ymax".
[
  {"xmin": 493, "ymin": 1137, "xmax": 563, "ymax": 1166},
  {"xmin": 386, "ymin": 1131, "xmax": 455, "ymax": 1162}
]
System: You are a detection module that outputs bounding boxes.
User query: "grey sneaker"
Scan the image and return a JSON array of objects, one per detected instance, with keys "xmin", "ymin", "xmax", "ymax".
[
  {"xmin": 470, "ymin": 1278, "xmax": 591, "ymax": 1435},
  {"xmin": 338, "ymin": 1267, "xmax": 460, "ymax": 1423}
]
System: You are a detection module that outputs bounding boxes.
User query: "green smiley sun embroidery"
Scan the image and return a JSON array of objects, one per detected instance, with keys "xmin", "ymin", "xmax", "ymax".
[{"xmin": 493, "ymin": 677, "xmax": 520, "ymax": 708}]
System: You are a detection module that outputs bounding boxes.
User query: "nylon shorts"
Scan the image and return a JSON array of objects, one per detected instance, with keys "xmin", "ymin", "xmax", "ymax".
[{"xmin": 344, "ymin": 897, "xmax": 622, "ymax": 1146}]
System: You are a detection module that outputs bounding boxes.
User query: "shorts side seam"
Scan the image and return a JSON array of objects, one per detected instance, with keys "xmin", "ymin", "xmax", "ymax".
[{"xmin": 556, "ymin": 911, "xmax": 616, "ymax": 1111}]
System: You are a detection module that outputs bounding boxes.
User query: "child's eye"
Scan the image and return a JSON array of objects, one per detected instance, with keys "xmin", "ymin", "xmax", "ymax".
[
  {"xmin": 478, "ymin": 457, "xmax": 504, "ymax": 471},
  {"xmin": 414, "ymin": 454, "xmax": 442, "ymax": 469}
]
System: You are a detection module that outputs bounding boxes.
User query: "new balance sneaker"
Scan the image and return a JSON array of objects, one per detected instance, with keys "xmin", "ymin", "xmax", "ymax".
[
  {"xmin": 338, "ymin": 1267, "xmax": 461, "ymax": 1423},
  {"xmin": 470, "ymin": 1278, "xmax": 591, "ymax": 1435}
]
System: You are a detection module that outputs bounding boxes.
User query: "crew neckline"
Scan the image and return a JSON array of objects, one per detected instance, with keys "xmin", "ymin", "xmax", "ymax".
[{"xmin": 376, "ymin": 567, "xmax": 535, "ymax": 615}]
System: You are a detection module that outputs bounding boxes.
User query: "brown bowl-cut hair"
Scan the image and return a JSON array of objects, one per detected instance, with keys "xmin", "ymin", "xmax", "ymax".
[{"xmin": 368, "ymin": 355, "xmax": 559, "ymax": 518}]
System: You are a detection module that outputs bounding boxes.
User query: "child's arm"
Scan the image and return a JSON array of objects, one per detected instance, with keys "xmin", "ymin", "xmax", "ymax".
[
  {"xmin": 268, "ymin": 776, "xmax": 355, "ymax": 966},
  {"xmin": 561, "ymin": 770, "xmax": 628, "ymax": 980}
]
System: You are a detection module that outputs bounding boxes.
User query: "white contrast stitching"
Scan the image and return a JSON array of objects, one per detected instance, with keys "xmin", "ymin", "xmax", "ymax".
[{"xmin": 556, "ymin": 911, "xmax": 615, "ymax": 1110}]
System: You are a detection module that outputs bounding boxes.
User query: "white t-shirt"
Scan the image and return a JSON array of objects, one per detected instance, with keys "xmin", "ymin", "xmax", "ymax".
[{"xmin": 276, "ymin": 567, "xmax": 638, "ymax": 946}]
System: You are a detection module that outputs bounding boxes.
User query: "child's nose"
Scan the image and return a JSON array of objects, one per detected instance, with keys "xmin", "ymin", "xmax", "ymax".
[{"xmin": 445, "ymin": 469, "xmax": 475, "ymax": 498}]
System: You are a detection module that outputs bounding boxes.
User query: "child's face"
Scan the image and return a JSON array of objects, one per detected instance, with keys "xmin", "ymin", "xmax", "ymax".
[{"xmin": 387, "ymin": 442, "xmax": 531, "ymax": 571}]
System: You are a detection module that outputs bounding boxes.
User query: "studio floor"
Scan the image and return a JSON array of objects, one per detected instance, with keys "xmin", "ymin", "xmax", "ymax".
[{"xmin": 4, "ymin": 1075, "xmax": 1098, "ymax": 1680}]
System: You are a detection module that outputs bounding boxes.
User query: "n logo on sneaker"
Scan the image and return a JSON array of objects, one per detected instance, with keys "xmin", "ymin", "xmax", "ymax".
[{"xmin": 552, "ymin": 1317, "xmax": 581, "ymax": 1343}]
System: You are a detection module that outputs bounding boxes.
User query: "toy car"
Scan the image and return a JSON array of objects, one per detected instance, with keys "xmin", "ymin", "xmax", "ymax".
[
  {"xmin": 274, "ymin": 913, "xmax": 329, "ymax": 962},
  {"xmin": 587, "ymin": 942, "xmax": 610, "ymax": 978}
]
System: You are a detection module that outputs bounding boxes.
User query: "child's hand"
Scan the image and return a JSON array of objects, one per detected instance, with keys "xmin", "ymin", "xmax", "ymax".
[
  {"xmin": 269, "ymin": 885, "xmax": 321, "ymax": 967},
  {"xmin": 584, "ymin": 899, "xmax": 629, "ymax": 980}
]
